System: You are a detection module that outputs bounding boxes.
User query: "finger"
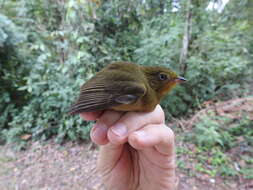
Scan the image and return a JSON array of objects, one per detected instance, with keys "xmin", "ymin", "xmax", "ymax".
[
  {"xmin": 90, "ymin": 122, "xmax": 108, "ymax": 145},
  {"xmin": 90, "ymin": 110, "xmax": 124, "ymax": 145},
  {"xmin": 80, "ymin": 111, "xmax": 103, "ymax": 121},
  {"xmin": 128, "ymin": 124, "xmax": 175, "ymax": 156},
  {"xmin": 107, "ymin": 105, "xmax": 165, "ymax": 145},
  {"xmin": 92, "ymin": 111, "xmax": 127, "ymax": 173}
]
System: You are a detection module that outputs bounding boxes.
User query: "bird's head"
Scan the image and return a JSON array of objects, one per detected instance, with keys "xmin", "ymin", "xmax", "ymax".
[{"xmin": 142, "ymin": 66, "xmax": 186, "ymax": 98}]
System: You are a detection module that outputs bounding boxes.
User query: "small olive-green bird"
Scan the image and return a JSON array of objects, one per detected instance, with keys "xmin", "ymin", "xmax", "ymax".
[{"xmin": 69, "ymin": 61, "xmax": 186, "ymax": 114}]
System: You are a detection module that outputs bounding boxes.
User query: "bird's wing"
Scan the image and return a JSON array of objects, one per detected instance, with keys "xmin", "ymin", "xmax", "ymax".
[{"xmin": 69, "ymin": 81, "xmax": 146, "ymax": 114}]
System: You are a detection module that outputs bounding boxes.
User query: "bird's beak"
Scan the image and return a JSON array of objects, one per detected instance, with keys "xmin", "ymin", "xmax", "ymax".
[{"xmin": 174, "ymin": 76, "xmax": 187, "ymax": 83}]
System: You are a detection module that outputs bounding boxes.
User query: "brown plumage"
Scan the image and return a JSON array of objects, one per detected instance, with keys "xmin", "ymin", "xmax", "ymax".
[{"xmin": 69, "ymin": 61, "xmax": 186, "ymax": 114}]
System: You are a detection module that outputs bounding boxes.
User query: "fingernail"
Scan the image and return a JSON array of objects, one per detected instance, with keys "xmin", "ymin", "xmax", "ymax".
[
  {"xmin": 92, "ymin": 122, "xmax": 108, "ymax": 139},
  {"xmin": 111, "ymin": 123, "xmax": 127, "ymax": 137}
]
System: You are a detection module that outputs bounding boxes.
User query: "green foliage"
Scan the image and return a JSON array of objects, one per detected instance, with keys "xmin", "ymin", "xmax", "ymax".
[
  {"xmin": 194, "ymin": 148, "xmax": 237, "ymax": 177},
  {"xmin": 0, "ymin": 0, "xmax": 252, "ymax": 149},
  {"xmin": 0, "ymin": 14, "xmax": 29, "ymax": 144},
  {"xmin": 134, "ymin": 16, "xmax": 183, "ymax": 66},
  {"xmin": 192, "ymin": 113, "xmax": 253, "ymax": 149},
  {"xmin": 182, "ymin": 112, "xmax": 253, "ymax": 178},
  {"xmin": 193, "ymin": 114, "xmax": 230, "ymax": 148},
  {"xmin": 135, "ymin": 6, "xmax": 252, "ymax": 116},
  {"xmin": 0, "ymin": 1, "xmax": 99, "ymax": 146}
]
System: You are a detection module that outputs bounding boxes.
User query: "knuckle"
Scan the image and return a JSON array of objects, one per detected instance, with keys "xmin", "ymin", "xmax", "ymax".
[
  {"xmin": 129, "ymin": 132, "xmax": 144, "ymax": 149},
  {"xmin": 129, "ymin": 132, "xmax": 138, "ymax": 143},
  {"xmin": 107, "ymin": 130, "xmax": 126, "ymax": 145}
]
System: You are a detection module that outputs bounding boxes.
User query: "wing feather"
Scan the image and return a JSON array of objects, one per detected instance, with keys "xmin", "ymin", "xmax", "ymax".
[{"xmin": 69, "ymin": 70, "xmax": 146, "ymax": 114}]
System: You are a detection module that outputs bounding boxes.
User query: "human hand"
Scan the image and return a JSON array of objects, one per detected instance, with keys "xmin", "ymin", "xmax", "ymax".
[{"xmin": 80, "ymin": 105, "xmax": 177, "ymax": 190}]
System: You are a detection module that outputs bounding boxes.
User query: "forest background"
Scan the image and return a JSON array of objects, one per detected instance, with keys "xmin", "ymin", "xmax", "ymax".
[{"xmin": 0, "ymin": 0, "xmax": 252, "ymax": 189}]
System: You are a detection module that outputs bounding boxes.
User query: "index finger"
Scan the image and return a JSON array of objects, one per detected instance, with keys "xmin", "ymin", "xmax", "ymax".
[{"xmin": 107, "ymin": 105, "xmax": 165, "ymax": 144}]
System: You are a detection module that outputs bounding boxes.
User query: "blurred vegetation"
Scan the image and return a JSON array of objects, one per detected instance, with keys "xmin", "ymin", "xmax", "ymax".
[
  {"xmin": 0, "ymin": 0, "xmax": 252, "ymax": 179},
  {"xmin": 175, "ymin": 104, "xmax": 253, "ymax": 179}
]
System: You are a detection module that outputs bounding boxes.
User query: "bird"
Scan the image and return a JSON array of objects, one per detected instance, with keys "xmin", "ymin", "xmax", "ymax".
[{"xmin": 69, "ymin": 61, "xmax": 186, "ymax": 114}]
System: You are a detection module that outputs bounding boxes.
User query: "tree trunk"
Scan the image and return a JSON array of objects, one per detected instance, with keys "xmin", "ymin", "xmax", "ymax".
[
  {"xmin": 159, "ymin": 0, "xmax": 165, "ymax": 15},
  {"xmin": 179, "ymin": 0, "xmax": 192, "ymax": 75}
]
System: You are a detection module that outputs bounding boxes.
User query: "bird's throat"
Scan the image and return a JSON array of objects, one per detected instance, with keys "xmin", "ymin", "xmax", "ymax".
[{"xmin": 159, "ymin": 81, "xmax": 177, "ymax": 98}]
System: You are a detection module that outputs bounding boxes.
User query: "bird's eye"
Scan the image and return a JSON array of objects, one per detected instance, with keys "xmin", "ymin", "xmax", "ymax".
[{"xmin": 158, "ymin": 73, "xmax": 168, "ymax": 81}]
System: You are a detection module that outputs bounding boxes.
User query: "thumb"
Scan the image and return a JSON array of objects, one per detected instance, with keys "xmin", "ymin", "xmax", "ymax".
[{"xmin": 97, "ymin": 143, "xmax": 124, "ymax": 172}]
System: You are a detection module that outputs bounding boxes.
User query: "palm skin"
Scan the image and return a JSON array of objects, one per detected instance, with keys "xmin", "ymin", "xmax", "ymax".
[{"xmin": 81, "ymin": 105, "xmax": 177, "ymax": 190}]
